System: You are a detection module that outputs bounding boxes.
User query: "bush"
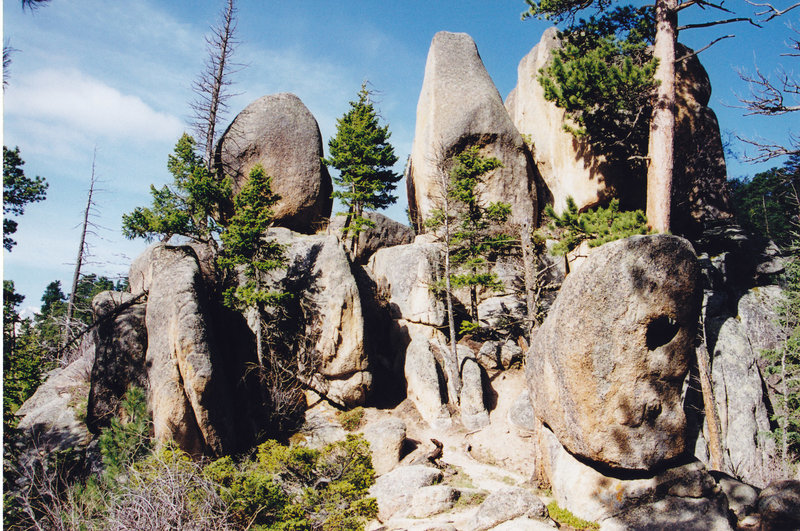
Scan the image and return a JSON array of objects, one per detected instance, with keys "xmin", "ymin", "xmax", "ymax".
[
  {"xmin": 98, "ymin": 386, "xmax": 152, "ymax": 482},
  {"xmin": 337, "ymin": 407, "xmax": 365, "ymax": 431},
  {"xmin": 546, "ymin": 500, "xmax": 599, "ymax": 530},
  {"xmin": 543, "ymin": 197, "xmax": 651, "ymax": 255}
]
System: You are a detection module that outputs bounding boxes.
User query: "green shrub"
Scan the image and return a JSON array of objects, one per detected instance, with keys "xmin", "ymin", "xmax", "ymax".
[
  {"xmin": 546, "ymin": 500, "xmax": 599, "ymax": 530},
  {"xmin": 543, "ymin": 197, "xmax": 651, "ymax": 255},
  {"xmin": 336, "ymin": 407, "xmax": 365, "ymax": 431},
  {"xmin": 98, "ymin": 386, "xmax": 152, "ymax": 482},
  {"xmin": 207, "ymin": 434, "xmax": 377, "ymax": 530}
]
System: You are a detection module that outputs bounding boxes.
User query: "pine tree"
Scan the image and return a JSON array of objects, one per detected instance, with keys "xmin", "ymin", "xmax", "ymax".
[
  {"xmin": 544, "ymin": 197, "xmax": 651, "ymax": 255},
  {"xmin": 425, "ymin": 147, "xmax": 513, "ymax": 401},
  {"xmin": 122, "ymin": 133, "xmax": 231, "ymax": 245},
  {"xmin": 729, "ymin": 156, "xmax": 800, "ymax": 248},
  {"xmin": 3, "ymin": 281, "xmax": 44, "ymax": 430},
  {"xmin": 538, "ymin": 6, "xmax": 656, "ymax": 175},
  {"xmin": 324, "ymin": 83, "xmax": 400, "ymax": 257},
  {"xmin": 765, "ymin": 251, "xmax": 800, "ymax": 476},
  {"xmin": 447, "ymin": 146, "xmax": 515, "ymax": 333},
  {"xmin": 218, "ymin": 164, "xmax": 286, "ymax": 366},
  {"xmin": 3, "ymin": 146, "xmax": 48, "ymax": 251}
]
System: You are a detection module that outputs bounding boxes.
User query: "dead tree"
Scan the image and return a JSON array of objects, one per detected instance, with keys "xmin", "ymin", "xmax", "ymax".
[
  {"xmin": 191, "ymin": 0, "xmax": 241, "ymax": 170},
  {"xmin": 64, "ymin": 149, "xmax": 100, "ymax": 349}
]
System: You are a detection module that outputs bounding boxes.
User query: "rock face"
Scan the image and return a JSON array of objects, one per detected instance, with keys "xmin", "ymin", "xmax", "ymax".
[
  {"xmin": 16, "ymin": 337, "xmax": 96, "ymax": 450},
  {"xmin": 265, "ymin": 228, "xmax": 371, "ymax": 406},
  {"xmin": 506, "ymin": 27, "xmax": 612, "ymax": 215},
  {"xmin": 407, "ymin": 31, "xmax": 536, "ymax": 232},
  {"xmin": 672, "ymin": 47, "xmax": 733, "ymax": 238},
  {"xmin": 327, "ymin": 212, "xmax": 414, "ymax": 264},
  {"xmin": 527, "ymin": 235, "xmax": 701, "ymax": 470},
  {"xmin": 708, "ymin": 316, "xmax": 774, "ymax": 485},
  {"xmin": 86, "ymin": 291, "xmax": 148, "ymax": 432},
  {"xmin": 404, "ymin": 337, "xmax": 452, "ymax": 429},
  {"xmin": 466, "ymin": 487, "xmax": 547, "ymax": 531},
  {"xmin": 216, "ymin": 93, "xmax": 333, "ymax": 234},
  {"xmin": 130, "ymin": 244, "xmax": 234, "ymax": 456},
  {"xmin": 368, "ymin": 239, "xmax": 447, "ymax": 327}
]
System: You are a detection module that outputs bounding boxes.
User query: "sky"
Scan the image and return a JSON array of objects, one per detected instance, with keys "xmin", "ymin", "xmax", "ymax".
[{"xmin": 3, "ymin": 0, "xmax": 798, "ymax": 314}]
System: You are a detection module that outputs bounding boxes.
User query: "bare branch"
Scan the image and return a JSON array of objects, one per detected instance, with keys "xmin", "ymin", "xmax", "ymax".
[
  {"xmin": 746, "ymin": 1, "xmax": 800, "ymax": 22},
  {"xmin": 675, "ymin": 34, "xmax": 735, "ymax": 62},
  {"xmin": 678, "ymin": 17, "xmax": 760, "ymax": 31},
  {"xmin": 735, "ymin": 133, "xmax": 800, "ymax": 163},
  {"xmin": 191, "ymin": 0, "xmax": 243, "ymax": 169}
]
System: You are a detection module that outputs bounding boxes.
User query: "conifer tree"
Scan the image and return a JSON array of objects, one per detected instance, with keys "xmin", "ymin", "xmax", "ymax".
[
  {"xmin": 325, "ymin": 83, "xmax": 400, "ymax": 257},
  {"xmin": 3, "ymin": 146, "xmax": 48, "ymax": 251},
  {"xmin": 538, "ymin": 6, "xmax": 656, "ymax": 174},
  {"xmin": 122, "ymin": 133, "xmax": 231, "ymax": 245},
  {"xmin": 766, "ymin": 251, "xmax": 800, "ymax": 476},
  {"xmin": 447, "ymin": 147, "xmax": 514, "ymax": 332},
  {"xmin": 218, "ymin": 164, "xmax": 286, "ymax": 366}
]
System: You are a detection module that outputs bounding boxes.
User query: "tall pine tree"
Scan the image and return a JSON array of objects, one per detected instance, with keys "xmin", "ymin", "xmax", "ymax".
[
  {"xmin": 218, "ymin": 164, "xmax": 286, "ymax": 367},
  {"xmin": 324, "ymin": 83, "xmax": 400, "ymax": 257},
  {"xmin": 447, "ymin": 147, "xmax": 514, "ymax": 333}
]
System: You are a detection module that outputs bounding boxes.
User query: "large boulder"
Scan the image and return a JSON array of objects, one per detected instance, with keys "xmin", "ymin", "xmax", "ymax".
[
  {"xmin": 130, "ymin": 244, "xmax": 234, "ymax": 456},
  {"xmin": 758, "ymin": 480, "xmax": 800, "ymax": 531},
  {"xmin": 86, "ymin": 291, "xmax": 148, "ymax": 432},
  {"xmin": 264, "ymin": 228, "xmax": 370, "ymax": 406},
  {"xmin": 327, "ymin": 212, "xmax": 414, "ymax": 264},
  {"xmin": 407, "ymin": 31, "xmax": 536, "ymax": 232},
  {"xmin": 404, "ymin": 336, "xmax": 452, "ymax": 429},
  {"xmin": 16, "ymin": 337, "xmax": 95, "ymax": 451},
  {"xmin": 466, "ymin": 487, "xmax": 547, "ymax": 531},
  {"xmin": 369, "ymin": 465, "xmax": 443, "ymax": 522},
  {"xmin": 526, "ymin": 235, "xmax": 701, "ymax": 470},
  {"xmin": 216, "ymin": 93, "xmax": 333, "ymax": 234},
  {"xmin": 368, "ymin": 238, "xmax": 448, "ymax": 327}
]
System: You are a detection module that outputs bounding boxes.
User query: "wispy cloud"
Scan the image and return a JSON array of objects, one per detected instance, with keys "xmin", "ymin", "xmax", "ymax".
[{"xmin": 5, "ymin": 68, "xmax": 184, "ymax": 144}]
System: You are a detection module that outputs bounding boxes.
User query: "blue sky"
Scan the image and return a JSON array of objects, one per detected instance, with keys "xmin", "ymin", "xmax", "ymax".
[{"xmin": 3, "ymin": 0, "xmax": 797, "ymax": 313}]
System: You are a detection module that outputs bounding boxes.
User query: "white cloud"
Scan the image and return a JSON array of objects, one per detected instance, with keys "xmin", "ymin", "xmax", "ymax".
[{"xmin": 5, "ymin": 68, "xmax": 184, "ymax": 144}]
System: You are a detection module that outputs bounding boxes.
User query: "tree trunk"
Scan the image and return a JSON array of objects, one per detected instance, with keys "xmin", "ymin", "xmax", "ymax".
[
  {"xmin": 520, "ymin": 222, "xmax": 537, "ymax": 337},
  {"xmin": 646, "ymin": 0, "xmax": 678, "ymax": 233},
  {"xmin": 437, "ymin": 166, "xmax": 462, "ymax": 404},
  {"xmin": 64, "ymin": 151, "xmax": 97, "ymax": 348},
  {"xmin": 696, "ymin": 343, "xmax": 725, "ymax": 472}
]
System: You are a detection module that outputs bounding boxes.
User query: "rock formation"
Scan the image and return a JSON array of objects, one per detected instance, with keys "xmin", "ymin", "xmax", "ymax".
[
  {"xmin": 672, "ymin": 47, "xmax": 734, "ymax": 237},
  {"xmin": 130, "ymin": 244, "xmax": 234, "ymax": 456},
  {"xmin": 407, "ymin": 31, "xmax": 537, "ymax": 231},
  {"xmin": 327, "ymin": 211, "xmax": 414, "ymax": 264},
  {"xmin": 216, "ymin": 93, "xmax": 333, "ymax": 234},
  {"xmin": 263, "ymin": 228, "xmax": 371, "ymax": 407},
  {"xmin": 527, "ymin": 234, "xmax": 701, "ymax": 470},
  {"xmin": 505, "ymin": 27, "xmax": 612, "ymax": 216},
  {"xmin": 86, "ymin": 291, "xmax": 147, "ymax": 432}
]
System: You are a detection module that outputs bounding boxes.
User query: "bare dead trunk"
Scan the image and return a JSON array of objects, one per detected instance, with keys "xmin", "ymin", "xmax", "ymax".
[
  {"xmin": 64, "ymin": 151, "xmax": 97, "ymax": 347},
  {"xmin": 436, "ymin": 164, "xmax": 462, "ymax": 404},
  {"xmin": 646, "ymin": 0, "xmax": 677, "ymax": 233},
  {"xmin": 520, "ymin": 222, "xmax": 537, "ymax": 337},
  {"xmin": 696, "ymin": 343, "xmax": 725, "ymax": 471}
]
